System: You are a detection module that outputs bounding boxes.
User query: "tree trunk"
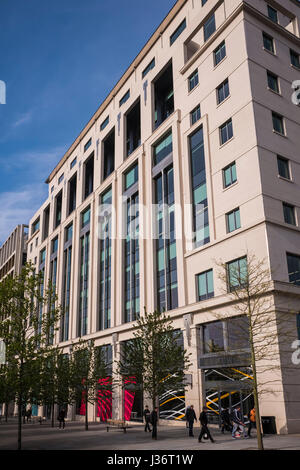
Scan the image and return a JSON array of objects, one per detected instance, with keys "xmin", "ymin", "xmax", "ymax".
[
  {"xmin": 18, "ymin": 398, "xmax": 22, "ymax": 451},
  {"xmin": 51, "ymin": 401, "xmax": 55, "ymax": 428},
  {"xmin": 5, "ymin": 401, "xmax": 8, "ymax": 422},
  {"xmin": 85, "ymin": 391, "xmax": 88, "ymax": 431}
]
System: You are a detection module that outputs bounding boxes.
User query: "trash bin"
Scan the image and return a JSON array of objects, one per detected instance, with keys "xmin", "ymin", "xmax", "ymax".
[{"xmin": 261, "ymin": 416, "xmax": 277, "ymax": 434}]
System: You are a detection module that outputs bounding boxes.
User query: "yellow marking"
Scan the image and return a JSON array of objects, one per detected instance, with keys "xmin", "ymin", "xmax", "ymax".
[
  {"xmin": 175, "ymin": 414, "xmax": 185, "ymax": 420},
  {"xmin": 231, "ymin": 368, "xmax": 253, "ymax": 380},
  {"xmin": 160, "ymin": 396, "xmax": 185, "ymax": 407}
]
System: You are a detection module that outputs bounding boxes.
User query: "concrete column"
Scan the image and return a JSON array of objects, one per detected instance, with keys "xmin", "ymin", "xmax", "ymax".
[
  {"xmin": 182, "ymin": 318, "xmax": 202, "ymax": 419},
  {"xmin": 111, "ymin": 337, "xmax": 123, "ymax": 420}
]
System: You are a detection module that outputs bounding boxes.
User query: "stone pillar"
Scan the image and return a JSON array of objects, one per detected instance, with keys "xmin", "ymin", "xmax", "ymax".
[{"xmin": 112, "ymin": 334, "xmax": 123, "ymax": 420}]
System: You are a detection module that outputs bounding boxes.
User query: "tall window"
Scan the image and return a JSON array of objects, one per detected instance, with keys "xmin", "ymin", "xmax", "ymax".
[
  {"xmin": 61, "ymin": 224, "xmax": 72, "ymax": 342},
  {"xmin": 214, "ymin": 41, "xmax": 226, "ymax": 66},
  {"xmin": 217, "ymin": 79, "xmax": 229, "ymax": 104},
  {"xmin": 188, "ymin": 70, "xmax": 199, "ymax": 91},
  {"xmin": 277, "ymin": 156, "xmax": 290, "ymax": 180},
  {"xmin": 220, "ymin": 119, "xmax": 233, "ymax": 145},
  {"xmin": 99, "ymin": 189, "xmax": 112, "ymax": 330},
  {"xmin": 287, "ymin": 253, "xmax": 300, "ymax": 285},
  {"xmin": 103, "ymin": 129, "xmax": 115, "ymax": 180},
  {"xmin": 154, "ymin": 166, "xmax": 178, "ymax": 312},
  {"xmin": 267, "ymin": 71, "xmax": 279, "ymax": 93},
  {"xmin": 223, "ymin": 162, "xmax": 237, "ymax": 188},
  {"xmin": 263, "ymin": 32, "xmax": 274, "ymax": 53},
  {"xmin": 153, "ymin": 131, "xmax": 173, "ymax": 166},
  {"xmin": 272, "ymin": 112, "xmax": 285, "ymax": 135},
  {"xmin": 190, "ymin": 105, "xmax": 201, "ymax": 125},
  {"xmin": 49, "ymin": 236, "xmax": 58, "ymax": 344},
  {"xmin": 189, "ymin": 127, "xmax": 210, "ymax": 247},
  {"xmin": 42, "ymin": 206, "xmax": 50, "ymax": 241},
  {"xmin": 227, "ymin": 256, "xmax": 247, "ymax": 292},
  {"xmin": 78, "ymin": 207, "xmax": 90, "ymax": 337},
  {"xmin": 38, "ymin": 248, "xmax": 46, "ymax": 335},
  {"xmin": 226, "ymin": 208, "xmax": 241, "ymax": 233},
  {"xmin": 204, "ymin": 13, "xmax": 216, "ymax": 42},
  {"xmin": 68, "ymin": 173, "xmax": 77, "ymax": 215},
  {"xmin": 32, "ymin": 217, "xmax": 40, "ymax": 235},
  {"xmin": 290, "ymin": 50, "xmax": 300, "ymax": 69},
  {"xmin": 84, "ymin": 154, "xmax": 94, "ymax": 200},
  {"xmin": 197, "ymin": 269, "xmax": 214, "ymax": 301},
  {"xmin": 124, "ymin": 164, "xmax": 140, "ymax": 323},
  {"xmin": 283, "ymin": 202, "xmax": 296, "ymax": 226},
  {"xmin": 170, "ymin": 18, "xmax": 186, "ymax": 45},
  {"xmin": 267, "ymin": 5, "xmax": 278, "ymax": 23},
  {"xmin": 54, "ymin": 191, "xmax": 62, "ymax": 228}
]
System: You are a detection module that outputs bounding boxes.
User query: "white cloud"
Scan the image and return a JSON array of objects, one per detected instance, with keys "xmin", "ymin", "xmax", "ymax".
[
  {"xmin": 12, "ymin": 111, "xmax": 33, "ymax": 128},
  {"xmin": 0, "ymin": 185, "xmax": 47, "ymax": 245}
]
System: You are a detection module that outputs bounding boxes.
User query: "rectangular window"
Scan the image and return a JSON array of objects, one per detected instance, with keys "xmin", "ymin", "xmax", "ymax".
[
  {"xmin": 226, "ymin": 208, "xmax": 241, "ymax": 233},
  {"xmin": 142, "ymin": 58, "xmax": 155, "ymax": 78},
  {"xmin": 214, "ymin": 41, "xmax": 226, "ymax": 66},
  {"xmin": 99, "ymin": 188, "xmax": 112, "ymax": 330},
  {"xmin": 125, "ymin": 163, "xmax": 138, "ymax": 190},
  {"xmin": 188, "ymin": 69, "xmax": 199, "ymax": 91},
  {"xmin": 40, "ymin": 248, "xmax": 46, "ymax": 265},
  {"xmin": 78, "ymin": 230, "xmax": 90, "ymax": 337},
  {"xmin": 84, "ymin": 138, "xmax": 92, "ymax": 153},
  {"xmin": 227, "ymin": 256, "xmax": 247, "ymax": 291},
  {"xmin": 203, "ymin": 321, "xmax": 224, "ymax": 353},
  {"xmin": 100, "ymin": 116, "xmax": 109, "ymax": 131},
  {"xmin": 267, "ymin": 5, "xmax": 278, "ymax": 23},
  {"xmin": 32, "ymin": 218, "xmax": 40, "ymax": 235},
  {"xmin": 103, "ymin": 129, "xmax": 115, "ymax": 180},
  {"xmin": 153, "ymin": 131, "xmax": 173, "ymax": 166},
  {"xmin": 220, "ymin": 119, "xmax": 233, "ymax": 145},
  {"xmin": 43, "ymin": 205, "xmax": 50, "ymax": 241},
  {"xmin": 61, "ymin": 231, "xmax": 72, "ymax": 342},
  {"xmin": 58, "ymin": 173, "xmax": 64, "ymax": 185},
  {"xmin": 267, "ymin": 71, "xmax": 279, "ymax": 93},
  {"xmin": 51, "ymin": 236, "xmax": 58, "ymax": 254},
  {"xmin": 126, "ymin": 99, "xmax": 141, "ymax": 157},
  {"xmin": 283, "ymin": 202, "xmax": 296, "ymax": 225},
  {"xmin": 263, "ymin": 32, "xmax": 274, "ymax": 53},
  {"xmin": 277, "ymin": 156, "xmax": 290, "ymax": 180},
  {"xmin": 170, "ymin": 18, "xmax": 186, "ymax": 46},
  {"xmin": 84, "ymin": 153, "xmax": 94, "ymax": 199},
  {"xmin": 81, "ymin": 207, "xmax": 91, "ymax": 228},
  {"xmin": 65, "ymin": 224, "xmax": 73, "ymax": 242},
  {"xmin": 290, "ymin": 50, "xmax": 300, "ymax": 69},
  {"xmin": 54, "ymin": 191, "xmax": 62, "ymax": 228},
  {"xmin": 272, "ymin": 112, "xmax": 285, "ymax": 135},
  {"xmin": 189, "ymin": 127, "xmax": 210, "ymax": 248},
  {"xmin": 204, "ymin": 13, "xmax": 216, "ymax": 42},
  {"xmin": 68, "ymin": 173, "xmax": 77, "ymax": 215},
  {"xmin": 227, "ymin": 316, "xmax": 250, "ymax": 350},
  {"xmin": 217, "ymin": 78, "xmax": 229, "ymax": 104},
  {"xmin": 223, "ymin": 162, "xmax": 237, "ymax": 188},
  {"xmin": 70, "ymin": 157, "xmax": 77, "ymax": 169},
  {"xmin": 190, "ymin": 105, "xmax": 201, "ymax": 125},
  {"xmin": 287, "ymin": 253, "xmax": 300, "ymax": 285},
  {"xmin": 119, "ymin": 90, "xmax": 130, "ymax": 107},
  {"xmin": 197, "ymin": 269, "xmax": 214, "ymax": 301},
  {"xmin": 153, "ymin": 62, "xmax": 174, "ymax": 129}
]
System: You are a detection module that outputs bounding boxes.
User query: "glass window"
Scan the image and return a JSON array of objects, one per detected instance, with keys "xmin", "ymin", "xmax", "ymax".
[
  {"xmin": 290, "ymin": 50, "xmax": 300, "ymax": 69},
  {"xmin": 125, "ymin": 164, "xmax": 138, "ymax": 190},
  {"xmin": 220, "ymin": 119, "xmax": 233, "ymax": 145},
  {"xmin": 226, "ymin": 208, "xmax": 241, "ymax": 233},
  {"xmin": 188, "ymin": 70, "xmax": 199, "ymax": 91},
  {"xmin": 51, "ymin": 236, "xmax": 58, "ymax": 254},
  {"xmin": 170, "ymin": 18, "xmax": 186, "ymax": 45},
  {"xmin": 204, "ymin": 13, "xmax": 216, "ymax": 42},
  {"xmin": 272, "ymin": 112, "xmax": 284, "ymax": 135},
  {"xmin": 65, "ymin": 224, "xmax": 73, "ymax": 242},
  {"xmin": 203, "ymin": 321, "xmax": 224, "ymax": 353},
  {"xmin": 32, "ymin": 218, "xmax": 40, "ymax": 235},
  {"xmin": 119, "ymin": 90, "xmax": 130, "ymax": 107},
  {"xmin": 197, "ymin": 269, "xmax": 214, "ymax": 301},
  {"xmin": 227, "ymin": 256, "xmax": 247, "ymax": 291},
  {"xmin": 70, "ymin": 157, "xmax": 77, "ymax": 169},
  {"xmin": 223, "ymin": 162, "xmax": 237, "ymax": 188},
  {"xmin": 227, "ymin": 316, "xmax": 250, "ymax": 350},
  {"xmin": 263, "ymin": 32, "xmax": 274, "ymax": 53},
  {"xmin": 100, "ymin": 116, "xmax": 109, "ymax": 131},
  {"xmin": 214, "ymin": 41, "xmax": 226, "ymax": 66},
  {"xmin": 153, "ymin": 132, "xmax": 173, "ymax": 166},
  {"xmin": 84, "ymin": 138, "xmax": 92, "ymax": 153},
  {"xmin": 81, "ymin": 207, "xmax": 91, "ymax": 228},
  {"xmin": 267, "ymin": 5, "xmax": 278, "ymax": 23},
  {"xmin": 283, "ymin": 203, "xmax": 296, "ymax": 225},
  {"xmin": 40, "ymin": 248, "xmax": 46, "ymax": 265},
  {"xmin": 142, "ymin": 58, "xmax": 155, "ymax": 78},
  {"xmin": 277, "ymin": 156, "xmax": 290, "ymax": 179},
  {"xmin": 58, "ymin": 173, "xmax": 64, "ymax": 184},
  {"xmin": 267, "ymin": 71, "xmax": 279, "ymax": 93},
  {"xmin": 287, "ymin": 253, "xmax": 300, "ymax": 285},
  {"xmin": 190, "ymin": 105, "xmax": 201, "ymax": 125},
  {"xmin": 217, "ymin": 79, "xmax": 229, "ymax": 104}
]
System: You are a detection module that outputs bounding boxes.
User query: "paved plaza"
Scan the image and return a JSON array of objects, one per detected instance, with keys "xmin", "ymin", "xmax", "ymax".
[{"xmin": 0, "ymin": 420, "xmax": 299, "ymax": 451}]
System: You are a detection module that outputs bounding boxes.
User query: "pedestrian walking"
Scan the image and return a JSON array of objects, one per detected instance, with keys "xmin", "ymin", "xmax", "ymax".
[
  {"xmin": 58, "ymin": 408, "xmax": 66, "ymax": 429},
  {"xmin": 143, "ymin": 405, "xmax": 151, "ymax": 432},
  {"xmin": 150, "ymin": 407, "xmax": 158, "ymax": 440},
  {"xmin": 198, "ymin": 406, "xmax": 215, "ymax": 443},
  {"xmin": 230, "ymin": 406, "xmax": 248, "ymax": 439},
  {"xmin": 26, "ymin": 407, "xmax": 32, "ymax": 423},
  {"xmin": 221, "ymin": 408, "xmax": 232, "ymax": 433},
  {"xmin": 185, "ymin": 404, "xmax": 197, "ymax": 437},
  {"xmin": 247, "ymin": 407, "xmax": 256, "ymax": 437},
  {"xmin": 185, "ymin": 405, "xmax": 190, "ymax": 428}
]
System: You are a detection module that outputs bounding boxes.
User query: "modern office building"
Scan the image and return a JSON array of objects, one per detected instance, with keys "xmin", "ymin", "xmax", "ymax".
[
  {"xmin": 27, "ymin": 0, "xmax": 300, "ymax": 433},
  {"xmin": 0, "ymin": 224, "xmax": 28, "ymax": 281}
]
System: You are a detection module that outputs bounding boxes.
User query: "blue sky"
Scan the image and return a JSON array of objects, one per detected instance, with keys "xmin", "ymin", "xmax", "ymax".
[{"xmin": 0, "ymin": 0, "xmax": 176, "ymax": 244}]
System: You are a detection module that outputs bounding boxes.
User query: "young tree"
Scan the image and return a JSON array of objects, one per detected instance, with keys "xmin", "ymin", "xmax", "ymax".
[
  {"xmin": 117, "ymin": 310, "xmax": 192, "ymax": 429},
  {"xmin": 0, "ymin": 264, "xmax": 61, "ymax": 450},
  {"xmin": 215, "ymin": 253, "xmax": 297, "ymax": 451},
  {"xmin": 69, "ymin": 340, "xmax": 112, "ymax": 430},
  {"xmin": 0, "ymin": 360, "xmax": 17, "ymax": 422}
]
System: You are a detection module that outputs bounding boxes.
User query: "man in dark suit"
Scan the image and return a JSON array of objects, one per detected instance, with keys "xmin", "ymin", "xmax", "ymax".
[
  {"xmin": 143, "ymin": 405, "xmax": 151, "ymax": 432},
  {"xmin": 150, "ymin": 407, "xmax": 158, "ymax": 440},
  {"xmin": 198, "ymin": 406, "xmax": 215, "ymax": 443},
  {"xmin": 185, "ymin": 404, "xmax": 197, "ymax": 437}
]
